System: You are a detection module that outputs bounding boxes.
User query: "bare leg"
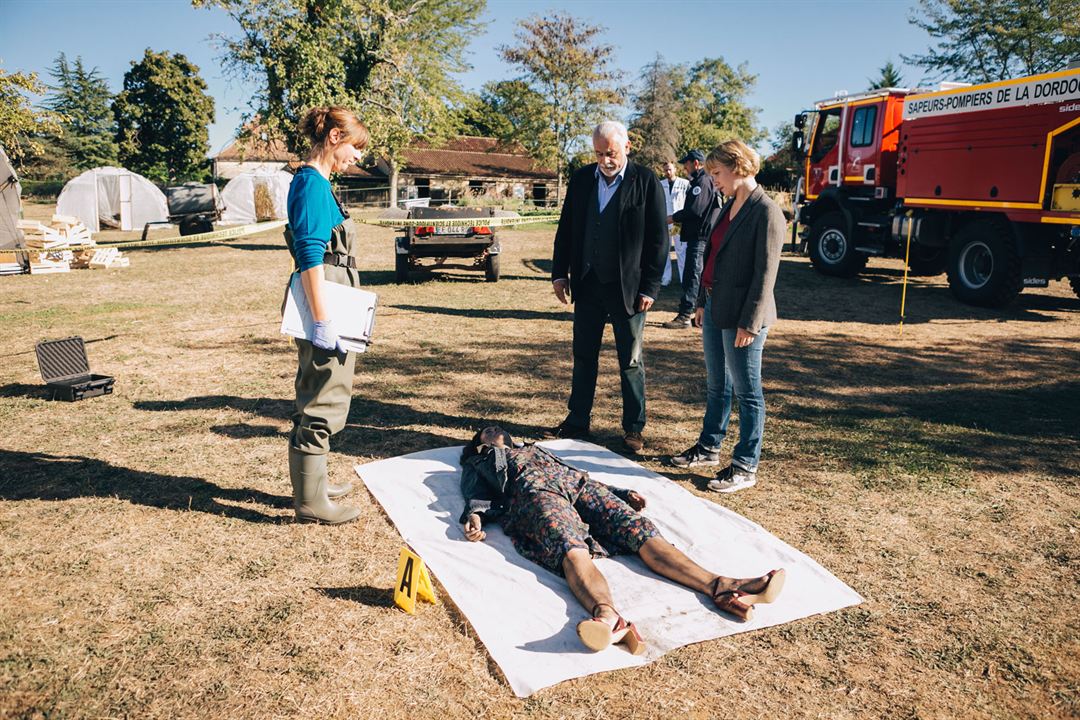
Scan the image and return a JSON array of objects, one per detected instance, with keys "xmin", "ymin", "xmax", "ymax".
[
  {"xmin": 638, "ymin": 536, "xmax": 770, "ymax": 596},
  {"xmin": 562, "ymin": 547, "xmax": 619, "ymax": 626}
]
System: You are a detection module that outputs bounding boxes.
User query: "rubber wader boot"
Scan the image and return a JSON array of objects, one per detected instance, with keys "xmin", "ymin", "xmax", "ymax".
[
  {"xmin": 326, "ymin": 480, "xmax": 353, "ymax": 498},
  {"xmin": 289, "ymin": 449, "xmax": 361, "ymax": 525}
]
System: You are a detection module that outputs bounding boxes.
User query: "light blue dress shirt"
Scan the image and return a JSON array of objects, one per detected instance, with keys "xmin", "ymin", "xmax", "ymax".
[{"xmin": 595, "ymin": 162, "xmax": 627, "ymax": 212}]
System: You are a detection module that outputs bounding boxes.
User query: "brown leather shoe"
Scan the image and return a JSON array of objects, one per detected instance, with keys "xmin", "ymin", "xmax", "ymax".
[{"xmin": 623, "ymin": 431, "xmax": 644, "ymax": 453}]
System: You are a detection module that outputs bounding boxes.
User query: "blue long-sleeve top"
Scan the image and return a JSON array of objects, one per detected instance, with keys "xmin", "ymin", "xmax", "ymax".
[{"xmin": 287, "ymin": 166, "xmax": 344, "ymax": 272}]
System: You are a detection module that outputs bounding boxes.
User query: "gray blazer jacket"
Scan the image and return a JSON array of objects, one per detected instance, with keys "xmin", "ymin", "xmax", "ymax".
[{"xmin": 696, "ymin": 185, "xmax": 785, "ymax": 333}]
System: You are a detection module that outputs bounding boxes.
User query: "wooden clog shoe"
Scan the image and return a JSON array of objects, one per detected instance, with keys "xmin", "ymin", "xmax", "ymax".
[
  {"xmin": 712, "ymin": 569, "xmax": 786, "ymax": 622},
  {"xmin": 577, "ymin": 604, "xmax": 645, "ymax": 655}
]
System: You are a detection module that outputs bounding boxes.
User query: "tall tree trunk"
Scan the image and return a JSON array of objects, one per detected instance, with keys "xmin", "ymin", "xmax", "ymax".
[
  {"xmin": 556, "ymin": 155, "xmax": 563, "ymax": 207},
  {"xmin": 388, "ymin": 160, "xmax": 399, "ymax": 207}
]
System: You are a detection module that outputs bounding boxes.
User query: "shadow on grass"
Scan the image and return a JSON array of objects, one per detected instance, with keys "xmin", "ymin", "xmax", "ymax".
[
  {"xmin": 362, "ymin": 269, "xmax": 547, "ymax": 286},
  {"xmin": 135, "ymin": 395, "xmax": 294, "ymax": 417},
  {"xmin": 134, "ymin": 394, "xmax": 480, "ymax": 457},
  {"xmin": 648, "ymin": 321, "xmax": 1080, "ymax": 478},
  {"xmin": 775, "ymin": 258, "xmax": 1080, "ymax": 324},
  {"xmin": 314, "ymin": 585, "xmax": 396, "ymax": 608},
  {"xmin": 0, "ymin": 450, "xmax": 291, "ymax": 523},
  {"xmin": 521, "ymin": 258, "xmax": 553, "ymax": 275},
  {"xmin": 652, "ymin": 329, "xmax": 1080, "ymax": 478},
  {"xmin": 391, "ymin": 303, "xmax": 570, "ymax": 322},
  {"xmin": 211, "ymin": 423, "xmax": 284, "ymax": 439},
  {"xmin": 0, "ymin": 383, "xmax": 49, "ymax": 399},
  {"xmin": 132, "ymin": 314, "xmax": 1079, "ymax": 480}
]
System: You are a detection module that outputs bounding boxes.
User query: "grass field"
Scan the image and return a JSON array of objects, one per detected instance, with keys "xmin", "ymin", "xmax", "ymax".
[{"xmin": 1, "ymin": 201, "xmax": 1078, "ymax": 719}]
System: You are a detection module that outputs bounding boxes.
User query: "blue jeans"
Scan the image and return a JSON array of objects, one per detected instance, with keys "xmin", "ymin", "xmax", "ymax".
[{"xmin": 698, "ymin": 295, "xmax": 768, "ymax": 471}]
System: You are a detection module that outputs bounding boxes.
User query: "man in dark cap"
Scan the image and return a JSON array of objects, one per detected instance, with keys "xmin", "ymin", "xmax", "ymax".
[{"xmin": 663, "ymin": 149, "xmax": 717, "ymax": 329}]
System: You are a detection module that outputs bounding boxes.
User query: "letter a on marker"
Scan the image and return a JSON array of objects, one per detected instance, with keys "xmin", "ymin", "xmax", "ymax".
[{"xmin": 394, "ymin": 547, "xmax": 437, "ymax": 614}]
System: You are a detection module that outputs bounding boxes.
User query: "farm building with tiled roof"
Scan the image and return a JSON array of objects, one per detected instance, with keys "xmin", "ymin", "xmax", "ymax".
[{"xmin": 212, "ymin": 135, "xmax": 557, "ymax": 206}]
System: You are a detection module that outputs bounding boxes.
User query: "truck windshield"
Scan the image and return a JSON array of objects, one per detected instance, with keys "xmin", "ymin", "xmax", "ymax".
[{"xmin": 810, "ymin": 108, "xmax": 843, "ymax": 163}]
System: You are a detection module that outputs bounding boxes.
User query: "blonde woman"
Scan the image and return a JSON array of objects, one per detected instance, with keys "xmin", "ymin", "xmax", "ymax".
[{"xmin": 669, "ymin": 140, "xmax": 786, "ymax": 493}]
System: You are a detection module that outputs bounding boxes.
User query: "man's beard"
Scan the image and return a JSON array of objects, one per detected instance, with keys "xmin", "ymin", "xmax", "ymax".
[{"xmin": 599, "ymin": 163, "xmax": 621, "ymax": 178}]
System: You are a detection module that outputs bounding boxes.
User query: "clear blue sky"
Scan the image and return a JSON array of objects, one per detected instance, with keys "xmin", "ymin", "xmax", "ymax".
[{"xmin": 2, "ymin": 0, "xmax": 935, "ymax": 156}]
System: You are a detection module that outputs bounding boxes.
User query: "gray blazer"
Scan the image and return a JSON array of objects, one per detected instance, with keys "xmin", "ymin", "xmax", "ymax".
[{"xmin": 696, "ymin": 185, "xmax": 785, "ymax": 333}]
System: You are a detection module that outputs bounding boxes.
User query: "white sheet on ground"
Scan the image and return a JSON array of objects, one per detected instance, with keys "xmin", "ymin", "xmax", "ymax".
[{"xmin": 356, "ymin": 440, "xmax": 862, "ymax": 697}]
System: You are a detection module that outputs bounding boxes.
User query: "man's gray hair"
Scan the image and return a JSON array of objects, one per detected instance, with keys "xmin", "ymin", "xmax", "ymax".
[{"xmin": 592, "ymin": 120, "xmax": 629, "ymax": 145}]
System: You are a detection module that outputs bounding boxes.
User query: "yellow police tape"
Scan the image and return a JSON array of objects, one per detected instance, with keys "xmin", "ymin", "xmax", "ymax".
[
  {"xmin": 355, "ymin": 214, "xmax": 560, "ymax": 228},
  {"xmin": 11, "ymin": 220, "xmax": 288, "ymax": 255},
  {"xmin": 11, "ymin": 214, "xmax": 560, "ymax": 257}
]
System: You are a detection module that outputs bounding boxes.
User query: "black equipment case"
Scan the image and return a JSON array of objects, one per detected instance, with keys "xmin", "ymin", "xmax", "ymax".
[{"xmin": 35, "ymin": 336, "xmax": 115, "ymax": 401}]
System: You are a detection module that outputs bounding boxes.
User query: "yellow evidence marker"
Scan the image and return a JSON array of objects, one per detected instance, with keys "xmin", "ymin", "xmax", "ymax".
[{"xmin": 394, "ymin": 547, "xmax": 437, "ymax": 614}]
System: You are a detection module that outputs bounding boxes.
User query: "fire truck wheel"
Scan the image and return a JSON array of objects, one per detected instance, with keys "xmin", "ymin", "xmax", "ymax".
[
  {"xmin": 808, "ymin": 211, "xmax": 867, "ymax": 277},
  {"xmin": 907, "ymin": 246, "xmax": 947, "ymax": 276},
  {"xmin": 947, "ymin": 218, "xmax": 1023, "ymax": 307}
]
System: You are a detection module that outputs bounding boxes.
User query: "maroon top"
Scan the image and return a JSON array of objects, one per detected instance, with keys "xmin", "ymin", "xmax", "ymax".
[{"xmin": 702, "ymin": 213, "xmax": 732, "ymax": 291}]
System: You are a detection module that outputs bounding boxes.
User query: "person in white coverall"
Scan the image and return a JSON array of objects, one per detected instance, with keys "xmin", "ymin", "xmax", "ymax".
[{"xmin": 660, "ymin": 161, "xmax": 689, "ymax": 286}]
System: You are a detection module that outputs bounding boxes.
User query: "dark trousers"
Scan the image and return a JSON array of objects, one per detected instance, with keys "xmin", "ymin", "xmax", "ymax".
[
  {"xmin": 678, "ymin": 240, "xmax": 705, "ymax": 316},
  {"xmin": 567, "ymin": 274, "xmax": 647, "ymax": 433}
]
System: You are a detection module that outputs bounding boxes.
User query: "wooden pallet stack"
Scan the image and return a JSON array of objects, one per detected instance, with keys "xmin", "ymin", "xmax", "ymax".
[
  {"xmin": 14, "ymin": 214, "xmax": 130, "ymax": 274},
  {"xmin": 77, "ymin": 247, "xmax": 130, "ymax": 269},
  {"xmin": 0, "ymin": 250, "xmax": 23, "ymax": 276}
]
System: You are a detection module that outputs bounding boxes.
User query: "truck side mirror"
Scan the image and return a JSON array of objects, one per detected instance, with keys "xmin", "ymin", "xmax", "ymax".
[
  {"xmin": 794, "ymin": 113, "xmax": 807, "ymax": 129},
  {"xmin": 791, "ymin": 130, "xmax": 805, "ymax": 158}
]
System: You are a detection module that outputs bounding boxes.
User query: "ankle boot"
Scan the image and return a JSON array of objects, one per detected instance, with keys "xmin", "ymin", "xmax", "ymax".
[{"xmin": 288, "ymin": 448, "xmax": 361, "ymax": 525}]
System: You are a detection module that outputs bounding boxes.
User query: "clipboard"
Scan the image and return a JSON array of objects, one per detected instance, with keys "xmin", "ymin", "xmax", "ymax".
[{"xmin": 280, "ymin": 272, "xmax": 377, "ymax": 353}]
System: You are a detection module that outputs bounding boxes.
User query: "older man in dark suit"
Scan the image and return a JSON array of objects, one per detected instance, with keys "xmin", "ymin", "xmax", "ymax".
[{"xmin": 549, "ymin": 121, "xmax": 668, "ymax": 453}]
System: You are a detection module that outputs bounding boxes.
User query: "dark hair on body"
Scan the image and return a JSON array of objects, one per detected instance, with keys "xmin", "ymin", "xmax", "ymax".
[
  {"xmin": 298, "ymin": 106, "xmax": 370, "ymax": 151},
  {"xmin": 461, "ymin": 427, "xmax": 486, "ymax": 463},
  {"xmin": 460, "ymin": 424, "xmax": 516, "ymax": 463}
]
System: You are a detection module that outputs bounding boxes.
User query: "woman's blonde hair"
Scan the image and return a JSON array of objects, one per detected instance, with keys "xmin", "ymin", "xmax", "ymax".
[
  {"xmin": 705, "ymin": 139, "xmax": 760, "ymax": 177},
  {"xmin": 298, "ymin": 106, "xmax": 370, "ymax": 151}
]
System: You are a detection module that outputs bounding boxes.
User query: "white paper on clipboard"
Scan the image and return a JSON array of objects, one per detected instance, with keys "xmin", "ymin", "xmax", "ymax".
[{"xmin": 280, "ymin": 272, "xmax": 377, "ymax": 353}]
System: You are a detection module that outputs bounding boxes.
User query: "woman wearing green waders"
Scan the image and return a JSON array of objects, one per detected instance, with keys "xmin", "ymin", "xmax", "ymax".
[{"xmin": 285, "ymin": 106, "xmax": 369, "ymax": 524}]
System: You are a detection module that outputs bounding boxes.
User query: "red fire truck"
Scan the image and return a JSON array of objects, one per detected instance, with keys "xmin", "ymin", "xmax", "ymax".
[{"xmin": 791, "ymin": 66, "xmax": 1080, "ymax": 306}]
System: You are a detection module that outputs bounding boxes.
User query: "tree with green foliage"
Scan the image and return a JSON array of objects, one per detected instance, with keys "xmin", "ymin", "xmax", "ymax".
[
  {"xmin": 628, "ymin": 55, "xmax": 681, "ymax": 171},
  {"xmin": 498, "ymin": 12, "xmax": 623, "ymax": 201},
  {"xmin": 453, "ymin": 90, "xmax": 510, "ymax": 139},
  {"xmin": 455, "ymin": 80, "xmax": 548, "ymax": 153},
  {"xmin": 757, "ymin": 121, "xmax": 799, "ymax": 189},
  {"xmin": 196, "ymin": 0, "xmax": 484, "ymax": 206},
  {"xmin": 0, "ymin": 69, "xmax": 63, "ymax": 169},
  {"xmin": 44, "ymin": 53, "xmax": 118, "ymax": 170},
  {"xmin": 904, "ymin": 0, "xmax": 1080, "ymax": 82},
  {"xmin": 868, "ymin": 60, "xmax": 905, "ymax": 90},
  {"xmin": 113, "ymin": 49, "xmax": 215, "ymax": 183},
  {"xmin": 675, "ymin": 57, "xmax": 761, "ymax": 156}
]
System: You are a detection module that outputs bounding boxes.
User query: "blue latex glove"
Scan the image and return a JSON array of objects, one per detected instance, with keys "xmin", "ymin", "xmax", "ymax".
[{"xmin": 311, "ymin": 320, "xmax": 346, "ymax": 354}]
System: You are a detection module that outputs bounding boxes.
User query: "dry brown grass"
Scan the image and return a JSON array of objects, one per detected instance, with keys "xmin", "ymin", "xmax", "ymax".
[{"xmin": 1, "ymin": 201, "xmax": 1078, "ymax": 720}]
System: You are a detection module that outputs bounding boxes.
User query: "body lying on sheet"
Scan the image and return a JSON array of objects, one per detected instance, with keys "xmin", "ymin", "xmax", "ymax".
[{"xmin": 458, "ymin": 425, "xmax": 787, "ymax": 654}]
